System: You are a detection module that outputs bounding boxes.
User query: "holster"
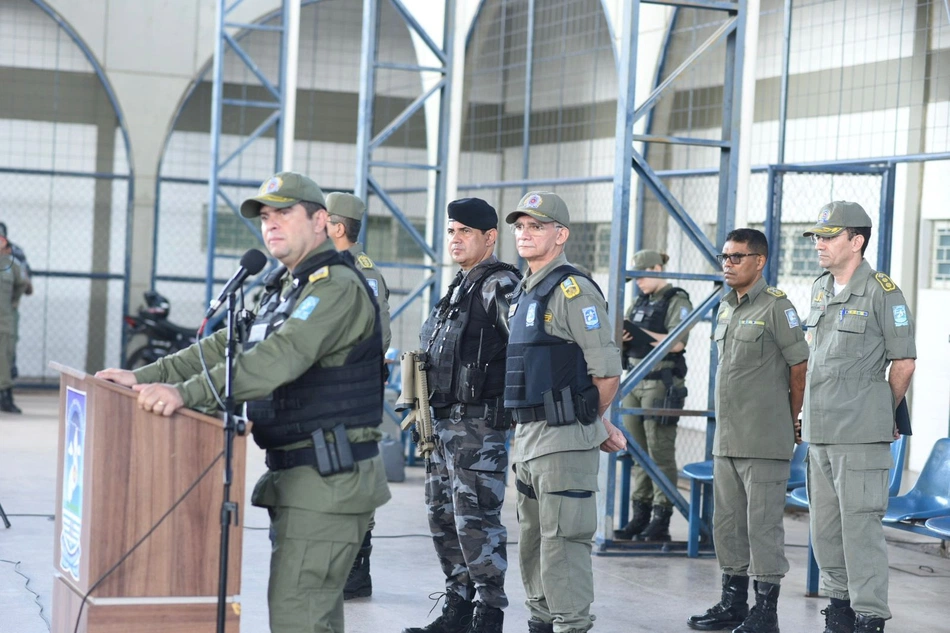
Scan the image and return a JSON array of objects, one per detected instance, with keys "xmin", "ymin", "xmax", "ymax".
[{"xmin": 656, "ymin": 369, "xmax": 687, "ymax": 426}]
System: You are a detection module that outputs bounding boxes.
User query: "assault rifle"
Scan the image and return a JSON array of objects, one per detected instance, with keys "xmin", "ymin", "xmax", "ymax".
[{"xmin": 395, "ymin": 350, "xmax": 436, "ymax": 471}]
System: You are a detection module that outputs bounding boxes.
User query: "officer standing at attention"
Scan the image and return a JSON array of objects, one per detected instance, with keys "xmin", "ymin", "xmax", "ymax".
[
  {"xmin": 326, "ymin": 191, "xmax": 391, "ymax": 601},
  {"xmin": 403, "ymin": 198, "xmax": 520, "ymax": 633},
  {"xmin": 0, "ymin": 222, "xmax": 32, "ymax": 383},
  {"xmin": 801, "ymin": 201, "xmax": 915, "ymax": 633},
  {"xmin": 687, "ymin": 228, "xmax": 808, "ymax": 633},
  {"xmin": 505, "ymin": 191, "xmax": 626, "ymax": 633},
  {"xmin": 614, "ymin": 249, "xmax": 692, "ymax": 542},
  {"xmin": 0, "ymin": 230, "xmax": 27, "ymax": 414},
  {"xmin": 97, "ymin": 171, "xmax": 391, "ymax": 633}
]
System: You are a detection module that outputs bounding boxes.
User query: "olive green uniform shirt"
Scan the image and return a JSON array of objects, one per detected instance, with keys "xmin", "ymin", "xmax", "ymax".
[
  {"xmin": 511, "ymin": 253, "xmax": 622, "ymax": 463},
  {"xmin": 623, "ymin": 283, "xmax": 692, "ymax": 370},
  {"xmin": 713, "ymin": 277, "xmax": 809, "ymax": 459},
  {"xmin": 134, "ymin": 240, "xmax": 391, "ymax": 514},
  {"xmin": 348, "ymin": 243, "xmax": 391, "ymax": 351},
  {"xmin": 802, "ymin": 260, "xmax": 916, "ymax": 444},
  {"xmin": 0, "ymin": 256, "xmax": 26, "ymax": 334}
]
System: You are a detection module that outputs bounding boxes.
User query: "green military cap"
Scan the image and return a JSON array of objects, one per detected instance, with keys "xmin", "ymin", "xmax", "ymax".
[
  {"xmin": 240, "ymin": 171, "xmax": 326, "ymax": 218},
  {"xmin": 505, "ymin": 191, "xmax": 570, "ymax": 228},
  {"xmin": 632, "ymin": 249, "xmax": 668, "ymax": 270},
  {"xmin": 802, "ymin": 200, "xmax": 872, "ymax": 237},
  {"xmin": 326, "ymin": 192, "xmax": 365, "ymax": 221}
]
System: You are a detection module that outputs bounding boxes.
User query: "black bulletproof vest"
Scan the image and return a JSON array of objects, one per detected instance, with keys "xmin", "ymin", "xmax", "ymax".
[
  {"xmin": 504, "ymin": 265, "xmax": 596, "ymax": 409},
  {"xmin": 627, "ymin": 286, "xmax": 688, "ymax": 360},
  {"xmin": 244, "ymin": 249, "xmax": 384, "ymax": 450},
  {"xmin": 419, "ymin": 261, "xmax": 520, "ymax": 406}
]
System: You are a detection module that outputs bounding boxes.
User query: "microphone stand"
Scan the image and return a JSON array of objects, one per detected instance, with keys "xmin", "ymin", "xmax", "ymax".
[{"xmin": 216, "ymin": 290, "xmax": 246, "ymax": 632}]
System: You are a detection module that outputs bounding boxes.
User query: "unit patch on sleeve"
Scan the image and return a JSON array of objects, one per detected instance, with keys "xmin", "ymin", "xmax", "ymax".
[
  {"xmin": 560, "ymin": 276, "xmax": 581, "ymax": 299},
  {"xmin": 308, "ymin": 266, "xmax": 330, "ymax": 283},
  {"xmin": 784, "ymin": 308, "xmax": 800, "ymax": 329},
  {"xmin": 582, "ymin": 306, "xmax": 601, "ymax": 330},
  {"xmin": 367, "ymin": 278, "xmax": 379, "ymax": 297},
  {"xmin": 680, "ymin": 306, "xmax": 689, "ymax": 320},
  {"xmin": 892, "ymin": 304, "xmax": 909, "ymax": 327},
  {"xmin": 291, "ymin": 296, "xmax": 320, "ymax": 320},
  {"xmin": 357, "ymin": 254, "xmax": 374, "ymax": 269},
  {"xmin": 874, "ymin": 272, "xmax": 897, "ymax": 293},
  {"xmin": 765, "ymin": 286, "xmax": 786, "ymax": 298}
]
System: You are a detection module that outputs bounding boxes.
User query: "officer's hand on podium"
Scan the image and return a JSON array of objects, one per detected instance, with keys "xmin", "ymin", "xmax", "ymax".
[
  {"xmin": 132, "ymin": 383, "xmax": 184, "ymax": 417},
  {"xmin": 95, "ymin": 368, "xmax": 138, "ymax": 387},
  {"xmin": 600, "ymin": 417, "xmax": 627, "ymax": 453}
]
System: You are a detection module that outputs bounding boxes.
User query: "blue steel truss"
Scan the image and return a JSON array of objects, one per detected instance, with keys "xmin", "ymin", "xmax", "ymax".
[
  {"xmin": 602, "ymin": 0, "xmax": 746, "ymax": 553},
  {"xmin": 355, "ymin": 0, "xmax": 456, "ymax": 314},
  {"xmin": 205, "ymin": 0, "xmax": 294, "ymax": 310}
]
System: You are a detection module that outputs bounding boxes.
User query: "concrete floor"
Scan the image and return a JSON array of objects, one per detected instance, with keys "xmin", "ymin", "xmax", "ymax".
[{"xmin": 2, "ymin": 391, "xmax": 949, "ymax": 633}]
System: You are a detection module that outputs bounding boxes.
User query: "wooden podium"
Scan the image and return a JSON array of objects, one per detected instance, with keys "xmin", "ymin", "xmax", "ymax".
[{"xmin": 50, "ymin": 363, "xmax": 246, "ymax": 633}]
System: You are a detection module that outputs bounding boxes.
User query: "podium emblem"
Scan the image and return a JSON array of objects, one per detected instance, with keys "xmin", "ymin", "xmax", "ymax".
[{"xmin": 60, "ymin": 387, "xmax": 87, "ymax": 582}]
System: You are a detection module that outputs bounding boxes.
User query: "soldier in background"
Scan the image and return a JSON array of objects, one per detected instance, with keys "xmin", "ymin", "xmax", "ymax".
[
  {"xmin": 403, "ymin": 198, "xmax": 520, "ymax": 633},
  {"xmin": 0, "ymin": 222, "xmax": 32, "ymax": 382},
  {"xmin": 326, "ymin": 191, "xmax": 391, "ymax": 600},
  {"xmin": 0, "ymin": 227, "xmax": 27, "ymax": 413}
]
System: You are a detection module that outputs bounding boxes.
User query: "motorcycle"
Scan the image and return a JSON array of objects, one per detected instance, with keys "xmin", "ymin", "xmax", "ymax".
[{"xmin": 122, "ymin": 291, "xmax": 199, "ymax": 369}]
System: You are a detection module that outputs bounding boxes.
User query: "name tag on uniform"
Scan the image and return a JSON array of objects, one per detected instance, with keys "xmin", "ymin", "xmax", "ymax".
[
  {"xmin": 739, "ymin": 319, "xmax": 765, "ymax": 326},
  {"xmin": 508, "ymin": 303, "xmax": 518, "ymax": 318},
  {"xmin": 248, "ymin": 322, "xmax": 268, "ymax": 342}
]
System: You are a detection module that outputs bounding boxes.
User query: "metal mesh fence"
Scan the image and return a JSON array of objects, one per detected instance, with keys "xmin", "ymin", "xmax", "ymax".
[{"xmin": 0, "ymin": 0, "xmax": 132, "ymax": 383}]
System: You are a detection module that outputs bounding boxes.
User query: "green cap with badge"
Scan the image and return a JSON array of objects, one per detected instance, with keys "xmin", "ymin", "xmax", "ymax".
[
  {"xmin": 240, "ymin": 171, "xmax": 326, "ymax": 218},
  {"xmin": 802, "ymin": 200, "xmax": 873, "ymax": 237},
  {"xmin": 505, "ymin": 191, "xmax": 571, "ymax": 228},
  {"xmin": 326, "ymin": 192, "xmax": 366, "ymax": 222}
]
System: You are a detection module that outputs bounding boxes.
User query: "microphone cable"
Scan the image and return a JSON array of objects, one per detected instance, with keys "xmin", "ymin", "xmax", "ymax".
[{"xmin": 70, "ymin": 451, "xmax": 224, "ymax": 633}]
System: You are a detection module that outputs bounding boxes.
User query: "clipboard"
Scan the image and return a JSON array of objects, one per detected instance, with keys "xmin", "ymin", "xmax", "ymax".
[{"xmin": 623, "ymin": 320, "xmax": 656, "ymax": 348}]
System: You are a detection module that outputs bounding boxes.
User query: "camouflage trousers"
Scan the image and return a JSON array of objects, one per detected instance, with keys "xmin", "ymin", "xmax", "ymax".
[{"xmin": 425, "ymin": 411, "xmax": 509, "ymax": 609}]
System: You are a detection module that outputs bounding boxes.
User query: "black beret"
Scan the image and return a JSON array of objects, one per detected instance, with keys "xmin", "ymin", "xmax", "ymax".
[{"xmin": 447, "ymin": 198, "xmax": 497, "ymax": 231}]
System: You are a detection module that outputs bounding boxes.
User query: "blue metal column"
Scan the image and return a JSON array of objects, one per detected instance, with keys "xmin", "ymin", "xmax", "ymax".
[
  {"xmin": 206, "ymin": 0, "xmax": 290, "ymax": 309},
  {"xmin": 355, "ymin": 0, "xmax": 456, "ymax": 313}
]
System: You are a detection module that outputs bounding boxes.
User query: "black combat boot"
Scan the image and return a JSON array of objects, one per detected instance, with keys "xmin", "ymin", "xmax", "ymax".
[
  {"xmin": 465, "ymin": 604, "xmax": 503, "ymax": 633},
  {"xmin": 853, "ymin": 614, "xmax": 885, "ymax": 633},
  {"xmin": 687, "ymin": 574, "xmax": 749, "ymax": 630},
  {"xmin": 527, "ymin": 618, "xmax": 554, "ymax": 633},
  {"xmin": 0, "ymin": 389, "xmax": 22, "ymax": 414},
  {"xmin": 614, "ymin": 500, "xmax": 652, "ymax": 540},
  {"xmin": 635, "ymin": 504, "xmax": 673, "ymax": 542},
  {"xmin": 403, "ymin": 592, "xmax": 474, "ymax": 633},
  {"xmin": 343, "ymin": 531, "xmax": 372, "ymax": 600},
  {"xmin": 733, "ymin": 581, "xmax": 780, "ymax": 633},
  {"xmin": 820, "ymin": 601, "xmax": 856, "ymax": 633}
]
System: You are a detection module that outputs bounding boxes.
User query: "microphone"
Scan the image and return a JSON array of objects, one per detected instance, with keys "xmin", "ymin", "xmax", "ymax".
[{"xmin": 205, "ymin": 249, "xmax": 268, "ymax": 318}]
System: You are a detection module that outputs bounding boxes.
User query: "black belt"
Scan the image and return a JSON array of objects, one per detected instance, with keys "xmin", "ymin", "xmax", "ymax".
[
  {"xmin": 516, "ymin": 478, "xmax": 537, "ymax": 500},
  {"xmin": 265, "ymin": 441, "xmax": 379, "ymax": 471},
  {"xmin": 625, "ymin": 360, "xmax": 670, "ymax": 382},
  {"xmin": 432, "ymin": 402, "xmax": 491, "ymax": 420},
  {"xmin": 511, "ymin": 405, "xmax": 547, "ymax": 423}
]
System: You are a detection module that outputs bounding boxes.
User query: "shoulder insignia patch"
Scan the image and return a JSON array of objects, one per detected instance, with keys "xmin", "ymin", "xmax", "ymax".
[
  {"xmin": 357, "ymin": 254, "xmax": 374, "ymax": 269},
  {"xmin": 308, "ymin": 266, "xmax": 330, "ymax": 283},
  {"xmin": 874, "ymin": 272, "xmax": 897, "ymax": 293},
  {"xmin": 765, "ymin": 286, "xmax": 786, "ymax": 298},
  {"xmin": 560, "ymin": 276, "xmax": 581, "ymax": 300}
]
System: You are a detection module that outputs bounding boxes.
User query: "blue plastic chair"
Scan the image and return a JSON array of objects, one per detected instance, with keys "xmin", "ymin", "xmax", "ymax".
[
  {"xmin": 884, "ymin": 437, "xmax": 950, "ymax": 523},
  {"xmin": 786, "ymin": 442, "xmax": 809, "ymax": 489},
  {"xmin": 924, "ymin": 516, "xmax": 950, "ymax": 538}
]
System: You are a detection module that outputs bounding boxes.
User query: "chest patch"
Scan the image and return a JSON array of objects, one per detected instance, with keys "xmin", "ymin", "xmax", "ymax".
[
  {"xmin": 544, "ymin": 311, "xmax": 553, "ymax": 323},
  {"xmin": 582, "ymin": 306, "xmax": 600, "ymax": 330},
  {"xmin": 367, "ymin": 278, "xmax": 379, "ymax": 297},
  {"xmin": 784, "ymin": 308, "xmax": 800, "ymax": 329},
  {"xmin": 309, "ymin": 266, "xmax": 330, "ymax": 283},
  {"xmin": 739, "ymin": 319, "xmax": 765, "ymax": 326},
  {"xmin": 508, "ymin": 303, "xmax": 518, "ymax": 319},
  {"xmin": 892, "ymin": 304, "xmax": 909, "ymax": 327},
  {"xmin": 291, "ymin": 296, "xmax": 320, "ymax": 320},
  {"xmin": 560, "ymin": 276, "xmax": 581, "ymax": 299},
  {"xmin": 525, "ymin": 302, "xmax": 538, "ymax": 327}
]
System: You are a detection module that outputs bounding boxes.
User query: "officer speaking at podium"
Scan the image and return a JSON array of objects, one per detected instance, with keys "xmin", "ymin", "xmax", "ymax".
[{"xmin": 97, "ymin": 171, "xmax": 391, "ymax": 633}]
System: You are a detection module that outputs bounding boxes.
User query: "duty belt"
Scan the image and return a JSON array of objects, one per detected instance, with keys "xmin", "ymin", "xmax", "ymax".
[
  {"xmin": 625, "ymin": 359, "xmax": 671, "ymax": 381},
  {"xmin": 511, "ymin": 405, "xmax": 547, "ymax": 424},
  {"xmin": 265, "ymin": 441, "xmax": 379, "ymax": 471},
  {"xmin": 432, "ymin": 402, "xmax": 491, "ymax": 420}
]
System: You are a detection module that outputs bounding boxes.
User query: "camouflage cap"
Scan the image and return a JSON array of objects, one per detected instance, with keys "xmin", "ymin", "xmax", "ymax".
[
  {"xmin": 325, "ymin": 192, "xmax": 365, "ymax": 222},
  {"xmin": 505, "ymin": 191, "xmax": 570, "ymax": 228},
  {"xmin": 240, "ymin": 171, "xmax": 326, "ymax": 218},
  {"xmin": 802, "ymin": 200, "xmax": 872, "ymax": 237},
  {"xmin": 632, "ymin": 250, "xmax": 667, "ymax": 270}
]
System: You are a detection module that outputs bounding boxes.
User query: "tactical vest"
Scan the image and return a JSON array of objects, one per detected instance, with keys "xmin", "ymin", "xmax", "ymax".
[
  {"xmin": 504, "ymin": 265, "xmax": 597, "ymax": 410},
  {"xmin": 420, "ymin": 261, "xmax": 520, "ymax": 406},
  {"xmin": 244, "ymin": 249, "xmax": 384, "ymax": 450},
  {"xmin": 627, "ymin": 285, "xmax": 688, "ymax": 377}
]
